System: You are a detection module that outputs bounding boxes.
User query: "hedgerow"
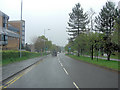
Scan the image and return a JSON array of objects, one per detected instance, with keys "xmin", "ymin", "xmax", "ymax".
[{"xmin": 2, "ymin": 50, "xmax": 38, "ymax": 60}]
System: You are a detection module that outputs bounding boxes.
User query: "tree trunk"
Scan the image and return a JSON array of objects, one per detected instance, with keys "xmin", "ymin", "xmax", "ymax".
[
  {"xmin": 107, "ymin": 53, "xmax": 111, "ymax": 61},
  {"xmin": 68, "ymin": 50, "xmax": 69, "ymax": 55},
  {"xmin": 101, "ymin": 52, "xmax": 103, "ymax": 56},
  {"xmin": 91, "ymin": 45, "xmax": 93, "ymax": 60},
  {"xmin": 81, "ymin": 49, "xmax": 82, "ymax": 56},
  {"xmin": 77, "ymin": 44, "xmax": 80, "ymax": 57},
  {"xmin": 77, "ymin": 49, "xmax": 80, "ymax": 57}
]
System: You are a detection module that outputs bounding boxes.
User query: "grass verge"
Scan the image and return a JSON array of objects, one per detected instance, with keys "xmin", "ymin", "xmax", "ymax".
[
  {"xmin": 2, "ymin": 50, "xmax": 48, "ymax": 66},
  {"xmin": 67, "ymin": 54, "xmax": 119, "ymax": 71},
  {"xmin": 99, "ymin": 55, "xmax": 119, "ymax": 59}
]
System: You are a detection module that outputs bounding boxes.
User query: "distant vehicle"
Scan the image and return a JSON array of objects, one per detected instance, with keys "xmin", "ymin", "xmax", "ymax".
[{"xmin": 52, "ymin": 50, "xmax": 57, "ymax": 56}]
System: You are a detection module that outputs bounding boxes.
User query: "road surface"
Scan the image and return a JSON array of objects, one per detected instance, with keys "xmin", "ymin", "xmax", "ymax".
[{"xmin": 3, "ymin": 53, "xmax": 118, "ymax": 88}]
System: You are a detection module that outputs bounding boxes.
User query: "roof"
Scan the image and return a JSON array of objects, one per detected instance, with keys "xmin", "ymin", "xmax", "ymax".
[
  {"xmin": 0, "ymin": 10, "xmax": 9, "ymax": 19},
  {"xmin": 9, "ymin": 20, "xmax": 25, "ymax": 23}
]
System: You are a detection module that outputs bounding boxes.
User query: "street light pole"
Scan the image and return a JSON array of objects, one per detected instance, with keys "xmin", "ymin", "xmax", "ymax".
[
  {"xmin": 44, "ymin": 29, "xmax": 45, "ymax": 54},
  {"xmin": 43, "ymin": 29, "xmax": 51, "ymax": 54},
  {"xmin": 90, "ymin": 12, "xmax": 95, "ymax": 32},
  {"xmin": 20, "ymin": 0, "xmax": 23, "ymax": 58}
]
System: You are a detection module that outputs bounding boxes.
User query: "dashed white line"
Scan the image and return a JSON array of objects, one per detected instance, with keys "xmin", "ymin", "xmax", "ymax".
[
  {"xmin": 63, "ymin": 68, "xmax": 69, "ymax": 75},
  {"xmin": 60, "ymin": 63, "xmax": 63, "ymax": 67},
  {"xmin": 73, "ymin": 82, "xmax": 80, "ymax": 90},
  {"xmin": 59, "ymin": 60, "xmax": 61, "ymax": 63}
]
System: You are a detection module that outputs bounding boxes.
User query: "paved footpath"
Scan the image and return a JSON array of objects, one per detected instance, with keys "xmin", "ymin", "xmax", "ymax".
[
  {"xmin": 84, "ymin": 55, "xmax": 120, "ymax": 61},
  {"xmin": 1, "ymin": 55, "xmax": 46, "ymax": 81}
]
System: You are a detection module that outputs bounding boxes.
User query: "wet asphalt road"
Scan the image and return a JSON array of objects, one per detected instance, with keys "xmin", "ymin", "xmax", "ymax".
[{"xmin": 7, "ymin": 53, "xmax": 118, "ymax": 88}]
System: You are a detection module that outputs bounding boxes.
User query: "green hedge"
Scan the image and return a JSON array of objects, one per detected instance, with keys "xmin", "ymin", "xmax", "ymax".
[
  {"xmin": 2, "ymin": 50, "xmax": 42, "ymax": 65},
  {"xmin": 2, "ymin": 50, "xmax": 37, "ymax": 60}
]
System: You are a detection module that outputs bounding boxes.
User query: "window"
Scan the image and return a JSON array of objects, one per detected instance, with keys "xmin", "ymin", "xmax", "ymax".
[
  {"xmin": 2, "ymin": 16, "xmax": 7, "ymax": 29},
  {"xmin": 2, "ymin": 35, "xmax": 4, "ymax": 41},
  {"xmin": 1, "ymin": 35, "xmax": 8, "ymax": 41},
  {"xmin": 22, "ymin": 27, "xmax": 25, "ymax": 30},
  {"xmin": 5, "ymin": 35, "xmax": 8, "ymax": 41},
  {"xmin": 0, "ymin": 35, "xmax": 1, "ymax": 41}
]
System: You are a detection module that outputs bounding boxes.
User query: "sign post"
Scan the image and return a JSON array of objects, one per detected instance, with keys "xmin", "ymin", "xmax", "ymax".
[{"xmin": 68, "ymin": 47, "xmax": 71, "ymax": 55}]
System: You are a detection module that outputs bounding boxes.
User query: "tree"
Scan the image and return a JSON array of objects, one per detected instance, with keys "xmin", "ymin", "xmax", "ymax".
[
  {"xmin": 67, "ymin": 3, "xmax": 89, "ymax": 38},
  {"xmin": 65, "ymin": 40, "xmax": 75, "ymax": 54},
  {"xmin": 25, "ymin": 43, "xmax": 31, "ymax": 51},
  {"xmin": 111, "ymin": 9, "xmax": 120, "ymax": 56},
  {"xmin": 112, "ymin": 8, "xmax": 120, "ymax": 46},
  {"xmin": 34, "ymin": 35, "xmax": 52, "ymax": 52},
  {"xmin": 67, "ymin": 3, "xmax": 89, "ymax": 56},
  {"xmin": 34, "ymin": 36, "xmax": 44, "ymax": 52},
  {"xmin": 95, "ymin": 1, "xmax": 118, "ymax": 60},
  {"xmin": 95, "ymin": 1, "xmax": 116, "ymax": 35},
  {"xmin": 87, "ymin": 32, "xmax": 100, "ymax": 60},
  {"xmin": 74, "ymin": 34, "xmax": 88, "ymax": 56}
]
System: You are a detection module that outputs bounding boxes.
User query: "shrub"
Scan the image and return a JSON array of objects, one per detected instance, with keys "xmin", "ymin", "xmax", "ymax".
[{"xmin": 2, "ymin": 50, "xmax": 38, "ymax": 60}]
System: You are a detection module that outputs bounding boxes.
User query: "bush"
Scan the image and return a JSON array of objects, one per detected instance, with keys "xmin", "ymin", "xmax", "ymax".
[
  {"xmin": 2, "ymin": 50, "xmax": 42, "ymax": 65},
  {"xmin": 2, "ymin": 50, "xmax": 38, "ymax": 60}
]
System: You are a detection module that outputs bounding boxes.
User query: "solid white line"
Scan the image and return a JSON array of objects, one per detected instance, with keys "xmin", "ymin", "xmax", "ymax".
[
  {"xmin": 63, "ymin": 68, "xmax": 69, "ymax": 75},
  {"xmin": 73, "ymin": 82, "xmax": 80, "ymax": 90}
]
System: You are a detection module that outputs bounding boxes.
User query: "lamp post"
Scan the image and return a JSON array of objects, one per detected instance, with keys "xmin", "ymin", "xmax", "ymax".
[
  {"xmin": 90, "ymin": 12, "xmax": 95, "ymax": 32},
  {"xmin": 90, "ymin": 11, "xmax": 95, "ymax": 60},
  {"xmin": 44, "ymin": 29, "xmax": 51, "ymax": 54},
  {"xmin": 20, "ymin": 0, "xmax": 23, "ymax": 58}
]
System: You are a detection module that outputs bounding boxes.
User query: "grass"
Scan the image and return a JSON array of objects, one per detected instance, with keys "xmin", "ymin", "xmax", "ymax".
[
  {"xmin": 98, "ymin": 55, "xmax": 119, "ymax": 59},
  {"xmin": 2, "ymin": 51, "xmax": 48, "ymax": 66},
  {"xmin": 72, "ymin": 52, "xmax": 119, "ymax": 60},
  {"xmin": 2, "ymin": 53, "xmax": 40, "ymax": 66},
  {"xmin": 67, "ymin": 54, "xmax": 119, "ymax": 71}
]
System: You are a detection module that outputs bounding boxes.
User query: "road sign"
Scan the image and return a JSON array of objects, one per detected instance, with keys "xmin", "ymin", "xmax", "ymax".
[{"xmin": 68, "ymin": 47, "xmax": 71, "ymax": 50}]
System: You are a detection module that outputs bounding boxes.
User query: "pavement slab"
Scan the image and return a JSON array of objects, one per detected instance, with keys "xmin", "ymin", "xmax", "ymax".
[{"xmin": 2, "ymin": 56, "xmax": 46, "ymax": 81}]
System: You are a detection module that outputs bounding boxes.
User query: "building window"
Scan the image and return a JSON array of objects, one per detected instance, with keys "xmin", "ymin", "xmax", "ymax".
[
  {"xmin": 5, "ymin": 35, "xmax": 8, "ymax": 41},
  {"xmin": 2, "ymin": 35, "xmax": 4, "ymax": 41},
  {"xmin": 0, "ymin": 34, "xmax": 8, "ymax": 45},
  {"xmin": 1, "ymin": 35, "xmax": 8, "ymax": 41},
  {"xmin": 2, "ymin": 16, "xmax": 7, "ymax": 29},
  {"xmin": 0, "ymin": 35, "xmax": 1, "ymax": 41}
]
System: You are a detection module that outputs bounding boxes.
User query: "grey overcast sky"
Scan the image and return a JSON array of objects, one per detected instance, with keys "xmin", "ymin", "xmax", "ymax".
[{"xmin": 0, "ymin": 0, "xmax": 119, "ymax": 46}]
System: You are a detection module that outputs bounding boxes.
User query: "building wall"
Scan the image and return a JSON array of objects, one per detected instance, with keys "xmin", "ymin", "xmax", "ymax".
[
  {"xmin": 8, "ymin": 20, "xmax": 25, "ymax": 47},
  {"xmin": 0, "ymin": 11, "xmax": 20, "ymax": 50},
  {"xmin": 6, "ymin": 36, "xmax": 19, "ymax": 50},
  {"xmin": 0, "ymin": 11, "xmax": 9, "ymax": 47},
  {"xmin": 8, "ymin": 21, "xmax": 21, "ymax": 34},
  {"xmin": 0, "ymin": 16, "xmax": 2, "ymax": 27}
]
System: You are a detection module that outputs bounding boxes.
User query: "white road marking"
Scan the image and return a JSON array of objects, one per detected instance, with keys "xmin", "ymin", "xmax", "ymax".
[
  {"xmin": 58, "ymin": 60, "xmax": 60, "ymax": 64},
  {"xmin": 73, "ymin": 82, "xmax": 80, "ymax": 90},
  {"xmin": 60, "ymin": 63, "xmax": 63, "ymax": 67},
  {"xmin": 63, "ymin": 68, "xmax": 69, "ymax": 75}
]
